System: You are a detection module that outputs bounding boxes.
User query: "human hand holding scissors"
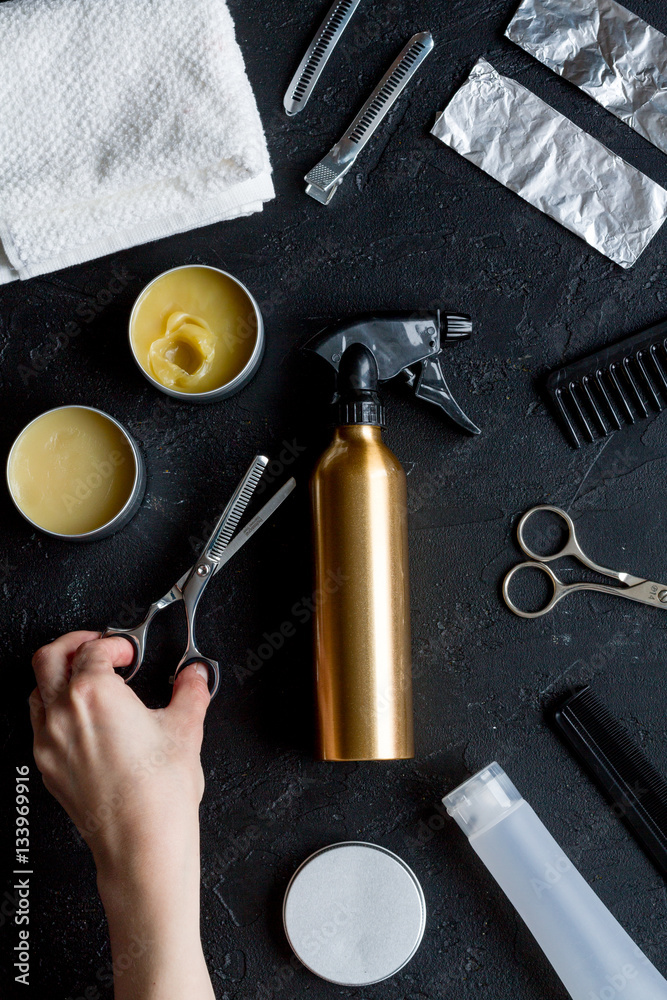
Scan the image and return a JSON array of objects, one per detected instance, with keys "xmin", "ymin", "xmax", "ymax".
[{"xmin": 104, "ymin": 454, "xmax": 296, "ymax": 696}]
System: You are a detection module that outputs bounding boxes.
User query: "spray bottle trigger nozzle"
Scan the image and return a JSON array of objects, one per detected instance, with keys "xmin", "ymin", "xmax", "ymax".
[
  {"xmin": 445, "ymin": 314, "xmax": 473, "ymax": 340},
  {"xmin": 413, "ymin": 356, "xmax": 480, "ymax": 435},
  {"xmin": 302, "ymin": 310, "xmax": 480, "ymax": 435}
]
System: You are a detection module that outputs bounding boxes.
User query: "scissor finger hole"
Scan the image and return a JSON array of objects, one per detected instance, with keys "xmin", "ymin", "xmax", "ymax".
[
  {"xmin": 114, "ymin": 661, "xmax": 137, "ymax": 681},
  {"xmin": 104, "ymin": 634, "xmax": 141, "ymax": 680},
  {"xmin": 504, "ymin": 564, "xmax": 555, "ymax": 615},
  {"xmin": 519, "ymin": 508, "xmax": 570, "ymax": 559}
]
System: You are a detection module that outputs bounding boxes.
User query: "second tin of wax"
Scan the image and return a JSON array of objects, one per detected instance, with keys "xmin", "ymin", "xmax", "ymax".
[{"xmin": 7, "ymin": 406, "xmax": 145, "ymax": 541}]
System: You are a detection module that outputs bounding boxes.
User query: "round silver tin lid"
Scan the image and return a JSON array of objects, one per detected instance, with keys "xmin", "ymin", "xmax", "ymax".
[{"xmin": 283, "ymin": 841, "xmax": 426, "ymax": 986}]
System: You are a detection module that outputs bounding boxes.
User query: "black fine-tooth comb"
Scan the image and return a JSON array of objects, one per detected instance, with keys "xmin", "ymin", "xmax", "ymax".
[
  {"xmin": 554, "ymin": 686, "xmax": 667, "ymax": 880},
  {"xmin": 545, "ymin": 318, "xmax": 667, "ymax": 447}
]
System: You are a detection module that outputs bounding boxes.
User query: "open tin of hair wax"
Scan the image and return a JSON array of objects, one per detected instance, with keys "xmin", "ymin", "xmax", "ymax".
[
  {"xmin": 7, "ymin": 406, "xmax": 145, "ymax": 541},
  {"xmin": 128, "ymin": 265, "xmax": 264, "ymax": 402}
]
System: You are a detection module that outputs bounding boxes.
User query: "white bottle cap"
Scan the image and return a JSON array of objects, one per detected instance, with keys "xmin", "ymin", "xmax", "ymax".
[{"xmin": 442, "ymin": 761, "xmax": 522, "ymax": 838}]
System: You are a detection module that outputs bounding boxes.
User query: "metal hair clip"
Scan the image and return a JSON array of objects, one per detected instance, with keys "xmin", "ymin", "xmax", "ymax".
[
  {"xmin": 304, "ymin": 31, "xmax": 434, "ymax": 205},
  {"xmin": 284, "ymin": 0, "xmax": 362, "ymax": 116}
]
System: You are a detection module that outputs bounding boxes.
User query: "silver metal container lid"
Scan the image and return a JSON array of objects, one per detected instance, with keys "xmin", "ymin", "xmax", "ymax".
[{"xmin": 283, "ymin": 841, "xmax": 426, "ymax": 986}]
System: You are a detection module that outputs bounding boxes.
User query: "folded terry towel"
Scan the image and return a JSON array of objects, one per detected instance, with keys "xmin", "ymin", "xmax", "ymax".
[{"xmin": 0, "ymin": 0, "xmax": 275, "ymax": 283}]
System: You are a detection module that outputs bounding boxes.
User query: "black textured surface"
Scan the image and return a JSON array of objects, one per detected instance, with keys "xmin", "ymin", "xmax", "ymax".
[{"xmin": 2, "ymin": 1, "xmax": 667, "ymax": 997}]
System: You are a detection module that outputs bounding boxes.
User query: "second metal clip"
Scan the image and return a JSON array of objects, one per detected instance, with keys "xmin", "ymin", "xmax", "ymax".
[{"xmin": 305, "ymin": 31, "xmax": 434, "ymax": 205}]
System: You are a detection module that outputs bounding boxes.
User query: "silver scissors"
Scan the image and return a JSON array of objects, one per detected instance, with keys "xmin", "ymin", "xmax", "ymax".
[
  {"xmin": 104, "ymin": 455, "xmax": 295, "ymax": 697},
  {"xmin": 502, "ymin": 504, "xmax": 667, "ymax": 619}
]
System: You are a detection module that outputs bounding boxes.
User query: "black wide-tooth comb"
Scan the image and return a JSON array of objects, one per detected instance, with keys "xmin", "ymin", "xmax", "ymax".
[
  {"xmin": 545, "ymin": 318, "xmax": 667, "ymax": 447},
  {"xmin": 554, "ymin": 686, "xmax": 667, "ymax": 880}
]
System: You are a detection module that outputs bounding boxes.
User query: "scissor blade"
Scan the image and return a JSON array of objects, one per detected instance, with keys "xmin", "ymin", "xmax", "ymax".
[
  {"xmin": 617, "ymin": 570, "xmax": 646, "ymax": 586},
  {"xmin": 620, "ymin": 579, "xmax": 667, "ymax": 608},
  {"xmin": 201, "ymin": 455, "xmax": 268, "ymax": 564},
  {"xmin": 213, "ymin": 478, "xmax": 296, "ymax": 575}
]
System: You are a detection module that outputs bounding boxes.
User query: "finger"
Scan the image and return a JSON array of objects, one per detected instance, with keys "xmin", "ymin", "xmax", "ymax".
[
  {"xmin": 69, "ymin": 635, "xmax": 136, "ymax": 679},
  {"xmin": 32, "ymin": 630, "xmax": 101, "ymax": 706},
  {"xmin": 164, "ymin": 663, "xmax": 211, "ymax": 739},
  {"xmin": 28, "ymin": 687, "xmax": 46, "ymax": 737}
]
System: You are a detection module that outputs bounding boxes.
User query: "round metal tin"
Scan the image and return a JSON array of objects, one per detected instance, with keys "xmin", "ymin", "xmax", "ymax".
[
  {"xmin": 6, "ymin": 405, "xmax": 146, "ymax": 542},
  {"xmin": 283, "ymin": 841, "xmax": 426, "ymax": 986},
  {"xmin": 128, "ymin": 264, "xmax": 265, "ymax": 402}
]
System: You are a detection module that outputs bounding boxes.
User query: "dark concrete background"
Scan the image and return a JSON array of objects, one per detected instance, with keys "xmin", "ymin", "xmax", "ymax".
[{"xmin": 2, "ymin": 0, "xmax": 667, "ymax": 996}]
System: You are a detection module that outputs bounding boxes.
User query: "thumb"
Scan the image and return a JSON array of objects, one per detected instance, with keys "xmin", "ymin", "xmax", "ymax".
[{"xmin": 165, "ymin": 662, "xmax": 211, "ymax": 736}]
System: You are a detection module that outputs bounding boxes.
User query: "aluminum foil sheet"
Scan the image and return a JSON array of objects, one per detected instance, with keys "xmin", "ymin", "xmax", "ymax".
[
  {"xmin": 506, "ymin": 0, "xmax": 667, "ymax": 154},
  {"xmin": 431, "ymin": 59, "xmax": 667, "ymax": 268}
]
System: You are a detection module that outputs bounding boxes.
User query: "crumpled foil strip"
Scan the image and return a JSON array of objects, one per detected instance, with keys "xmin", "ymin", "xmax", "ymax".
[
  {"xmin": 431, "ymin": 59, "xmax": 667, "ymax": 268},
  {"xmin": 506, "ymin": 0, "xmax": 667, "ymax": 154}
]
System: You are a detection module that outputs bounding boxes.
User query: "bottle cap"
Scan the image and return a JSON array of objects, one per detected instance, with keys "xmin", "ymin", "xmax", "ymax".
[
  {"xmin": 335, "ymin": 343, "xmax": 385, "ymax": 426},
  {"xmin": 283, "ymin": 841, "xmax": 425, "ymax": 985},
  {"xmin": 443, "ymin": 761, "xmax": 522, "ymax": 838}
]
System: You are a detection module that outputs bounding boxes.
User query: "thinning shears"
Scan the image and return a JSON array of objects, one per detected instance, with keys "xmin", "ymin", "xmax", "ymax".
[
  {"xmin": 104, "ymin": 455, "xmax": 295, "ymax": 697},
  {"xmin": 502, "ymin": 504, "xmax": 667, "ymax": 619}
]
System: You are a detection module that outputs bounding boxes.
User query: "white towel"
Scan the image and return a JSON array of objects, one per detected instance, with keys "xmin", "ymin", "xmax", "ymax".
[{"xmin": 0, "ymin": 0, "xmax": 275, "ymax": 284}]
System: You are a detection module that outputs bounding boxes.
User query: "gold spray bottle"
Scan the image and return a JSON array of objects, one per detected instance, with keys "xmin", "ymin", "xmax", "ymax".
[
  {"xmin": 311, "ymin": 344, "xmax": 412, "ymax": 760},
  {"xmin": 305, "ymin": 313, "xmax": 479, "ymax": 762}
]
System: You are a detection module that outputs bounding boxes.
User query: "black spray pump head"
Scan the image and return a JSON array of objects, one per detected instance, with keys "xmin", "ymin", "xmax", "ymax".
[
  {"xmin": 302, "ymin": 310, "xmax": 480, "ymax": 434},
  {"xmin": 336, "ymin": 343, "xmax": 386, "ymax": 426}
]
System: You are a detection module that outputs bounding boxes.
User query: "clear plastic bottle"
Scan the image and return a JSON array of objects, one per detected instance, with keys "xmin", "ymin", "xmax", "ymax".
[{"xmin": 443, "ymin": 762, "xmax": 667, "ymax": 1000}]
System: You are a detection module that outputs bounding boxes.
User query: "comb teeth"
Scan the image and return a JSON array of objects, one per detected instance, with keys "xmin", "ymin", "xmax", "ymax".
[
  {"xmin": 347, "ymin": 37, "xmax": 430, "ymax": 144},
  {"xmin": 284, "ymin": 0, "xmax": 361, "ymax": 115},
  {"xmin": 545, "ymin": 319, "xmax": 667, "ymax": 447},
  {"xmin": 554, "ymin": 687, "xmax": 667, "ymax": 878},
  {"xmin": 293, "ymin": 0, "xmax": 355, "ymax": 102},
  {"xmin": 209, "ymin": 457, "xmax": 267, "ymax": 560}
]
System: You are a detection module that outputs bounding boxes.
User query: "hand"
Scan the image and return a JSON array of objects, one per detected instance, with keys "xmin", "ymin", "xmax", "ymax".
[
  {"xmin": 29, "ymin": 631, "xmax": 215, "ymax": 1000},
  {"xmin": 29, "ymin": 630, "xmax": 209, "ymax": 871}
]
